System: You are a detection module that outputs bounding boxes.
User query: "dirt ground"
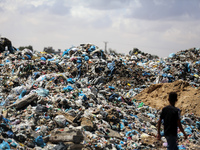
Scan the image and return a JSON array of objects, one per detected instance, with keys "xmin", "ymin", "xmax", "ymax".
[{"xmin": 133, "ymin": 80, "xmax": 200, "ymax": 116}]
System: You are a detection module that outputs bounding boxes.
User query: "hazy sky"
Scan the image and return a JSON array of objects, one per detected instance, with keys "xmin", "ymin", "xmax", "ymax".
[{"xmin": 0, "ymin": 0, "xmax": 200, "ymax": 58}]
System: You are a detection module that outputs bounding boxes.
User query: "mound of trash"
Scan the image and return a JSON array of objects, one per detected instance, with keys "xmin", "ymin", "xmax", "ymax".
[
  {"xmin": 0, "ymin": 40, "xmax": 200, "ymax": 149},
  {"xmin": 133, "ymin": 80, "xmax": 200, "ymax": 116}
]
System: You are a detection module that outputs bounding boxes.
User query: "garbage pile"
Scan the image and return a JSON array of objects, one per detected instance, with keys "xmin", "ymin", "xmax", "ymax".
[{"xmin": 0, "ymin": 44, "xmax": 200, "ymax": 149}]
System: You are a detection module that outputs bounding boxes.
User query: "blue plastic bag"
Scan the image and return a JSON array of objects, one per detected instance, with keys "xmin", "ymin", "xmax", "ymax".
[
  {"xmin": 168, "ymin": 53, "xmax": 175, "ymax": 58},
  {"xmin": 10, "ymin": 142, "xmax": 17, "ymax": 148},
  {"xmin": 125, "ymin": 130, "xmax": 139, "ymax": 137},
  {"xmin": 62, "ymin": 49, "xmax": 70, "ymax": 57},
  {"xmin": 117, "ymin": 96, "xmax": 122, "ymax": 101},
  {"xmin": 77, "ymin": 64, "xmax": 82, "ymax": 69},
  {"xmin": 5, "ymin": 60, "xmax": 10, "ymax": 63},
  {"xmin": 107, "ymin": 61, "xmax": 115, "ymax": 72},
  {"xmin": 35, "ymin": 136, "xmax": 46, "ymax": 148},
  {"xmin": 26, "ymin": 54, "xmax": 31, "ymax": 59},
  {"xmin": 88, "ymin": 45, "xmax": 95, "ymax": 52},
  {"xmin": 184, "ymin": 126, "xmax": 192, "ymax": 135},
  {"xmin": 63, "ymin": 86, "xmax": 73, "ymax": 91},
  {"xmin": 47, "ymin": 58, "xmax": 55, "ymax": 61},
  {"xmin": 7, "ymin": 130, "xmax": 14, "ymax": 138},
  {"xmin": 40, "ymin": 57, "xmax": 46, "ymax": 61},
  {"xmin": 0, "ymin": 141, "xmax": 10, "ymax": 150},
  {"xmin": 178, "ymin": 145, "xmax": 186, "ymax": 149},
  {"xmin": 67, "ymin": 78, "xmax": 75, "ymax": 84},
  {"xmin": 77, "ymin": 59, "xmax": 82, "ymax": 63},
  {"xmin": 120, "ymin": 123, "xmax": 125, "ymax": 130},
  {"xmin": 108, "ymin": 86, "xmax": 115, "ymax": 90},
  {"xmin": 196, "ymin": 121, "xmax": 200, "ymax": 129},
  {"xmin": 147, "ymin": 113, "xmax": 155, "ymax": 118},
  {"xmin": 19, "ymin": 89, "xmax": 27, "ymax": 99},
  {"xmin": 84, "ymin": 56, "xmax": 89, "ymax": 61},
  {"xmin": 79, "ymin": 93, "xmax": 87, "ymax": 100}
]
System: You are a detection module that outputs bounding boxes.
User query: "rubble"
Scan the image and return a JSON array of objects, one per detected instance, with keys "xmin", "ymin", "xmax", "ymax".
[
  {"xmin": 49, "ymin": 127, "xmax": 84, "ymax": 144},
  {"xmin": 0, "ymin": 43, "xmax": 200, "ymax": 149}
]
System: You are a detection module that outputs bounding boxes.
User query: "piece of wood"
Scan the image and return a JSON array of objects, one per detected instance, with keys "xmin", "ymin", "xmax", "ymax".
[
  {"xmin": 7, "ymin": 93, "xmax": 38, "ymax": 109},
  {"xmin": 49, "ymin": 129, "xmax": 84, "ymax": 144}
]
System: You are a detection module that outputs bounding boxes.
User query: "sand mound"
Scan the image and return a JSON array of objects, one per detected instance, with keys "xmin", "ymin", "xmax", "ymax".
[{"xmin": 133, "ymin": 80, "xmax": 200, "ymax": 116}]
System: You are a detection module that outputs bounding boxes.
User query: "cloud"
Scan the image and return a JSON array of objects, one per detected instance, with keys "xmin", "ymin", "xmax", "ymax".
[
  {"xmin": 48, "ymin": 0, "xmax": 71, "ymax": 16},
  {"xmin": 1, "ymin": 0, "xmax": 200, "ymax": 57},
  {"xmin": 126, "ymin": 0, "xmax": 200, "ymax": 20},
  {"xmin": 83, "ymin": 0, "xmax": 130, "ymax": 10},
  {"xmin": 92, "ymin": 15, "xmax": 112, "ymax": 28},
  {"xmin": 0, "ymin": 0, "xmax": 6, "ymax": 12},
  {"xmin": 69, "ymin": 4, "xmax": 114, "ymax": 29},
  {"xmin": 18, "ymin": 3, "xmax": 41, "ymax": 14},
  {"xmin": 0, "ymin": 0, "xmax": 71, "ymax": 16}
]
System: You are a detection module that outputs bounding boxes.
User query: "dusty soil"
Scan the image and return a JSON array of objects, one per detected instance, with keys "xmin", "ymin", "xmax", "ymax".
[{"xmin": 133, "ymin": 80, "xmax": 200, "ymax": 116}]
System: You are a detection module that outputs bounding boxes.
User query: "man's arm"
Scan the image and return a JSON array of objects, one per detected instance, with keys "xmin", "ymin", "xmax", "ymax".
[
  {"xmin": 157, "ymin": 118, "xmax": 161, "ymax": 140},
  {"xmin": 177, "ymin": 119, "xmax": 187, "ymax": 140}
]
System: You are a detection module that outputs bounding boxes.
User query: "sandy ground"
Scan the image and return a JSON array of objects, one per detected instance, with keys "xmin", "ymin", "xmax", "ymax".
[{"xmin": 133, "ymin": 80, "xmax": 200, "ymax": 116}]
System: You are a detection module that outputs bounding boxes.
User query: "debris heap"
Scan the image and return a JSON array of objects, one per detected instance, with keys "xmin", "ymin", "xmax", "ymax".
[{"xmin": 0, "ymin": 44, "xmax": 200, "ymax": 149}]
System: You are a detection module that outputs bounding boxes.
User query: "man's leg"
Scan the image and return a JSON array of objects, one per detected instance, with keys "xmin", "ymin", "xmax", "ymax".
[{"xmin": 165, "ymin": 136, "xmax": 178, "ymax": 150}]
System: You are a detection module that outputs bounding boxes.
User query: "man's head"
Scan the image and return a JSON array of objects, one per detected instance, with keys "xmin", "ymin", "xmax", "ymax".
[{"xmin": 168, "ymin": 92, "xmax": 178, "ymax": 106}]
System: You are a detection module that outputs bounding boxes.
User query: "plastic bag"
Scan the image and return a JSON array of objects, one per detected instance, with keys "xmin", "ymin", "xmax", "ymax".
[
  {"xmin": 35, "ymin": 88, "xmax": 49, "ymax": 97},
  {"xmin": 40, "ymin": 57, "xmax": 46, "ymax": 61},
  {"xmin": 52, "ymin": 142, "xmax": 68, "ymax": 150},
  {"xmin": 19, "ymin": 89, "xmax": 27, "ymax": 99},
  {"xmin": 0, "ymin": 141, "xmax": 10, "ymax": 150},
  {"xmin": 35, "ymin": 136, "xmax": 45, "ymax": 148},
  {"xmin": 67, "ymin": 78, "xmax": 74, "ymax": 84},
  {"xmin": 63, "ymin": 86, "xmax": 73, "ymax": 92},
  {"xmin": 54, "ymin": 115, "xmax": 66, "ymax": 127}
]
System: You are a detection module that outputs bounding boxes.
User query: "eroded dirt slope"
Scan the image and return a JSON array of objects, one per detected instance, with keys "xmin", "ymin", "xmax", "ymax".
[{"xmin": 133, "ymin": 80, "xmax": 200, "ymax": 116}]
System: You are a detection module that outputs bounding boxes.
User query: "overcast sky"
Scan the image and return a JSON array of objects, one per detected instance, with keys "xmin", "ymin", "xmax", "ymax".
[{"xmin": 0, "ymin": 0, "xmax": 200, "ymax": 58}]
